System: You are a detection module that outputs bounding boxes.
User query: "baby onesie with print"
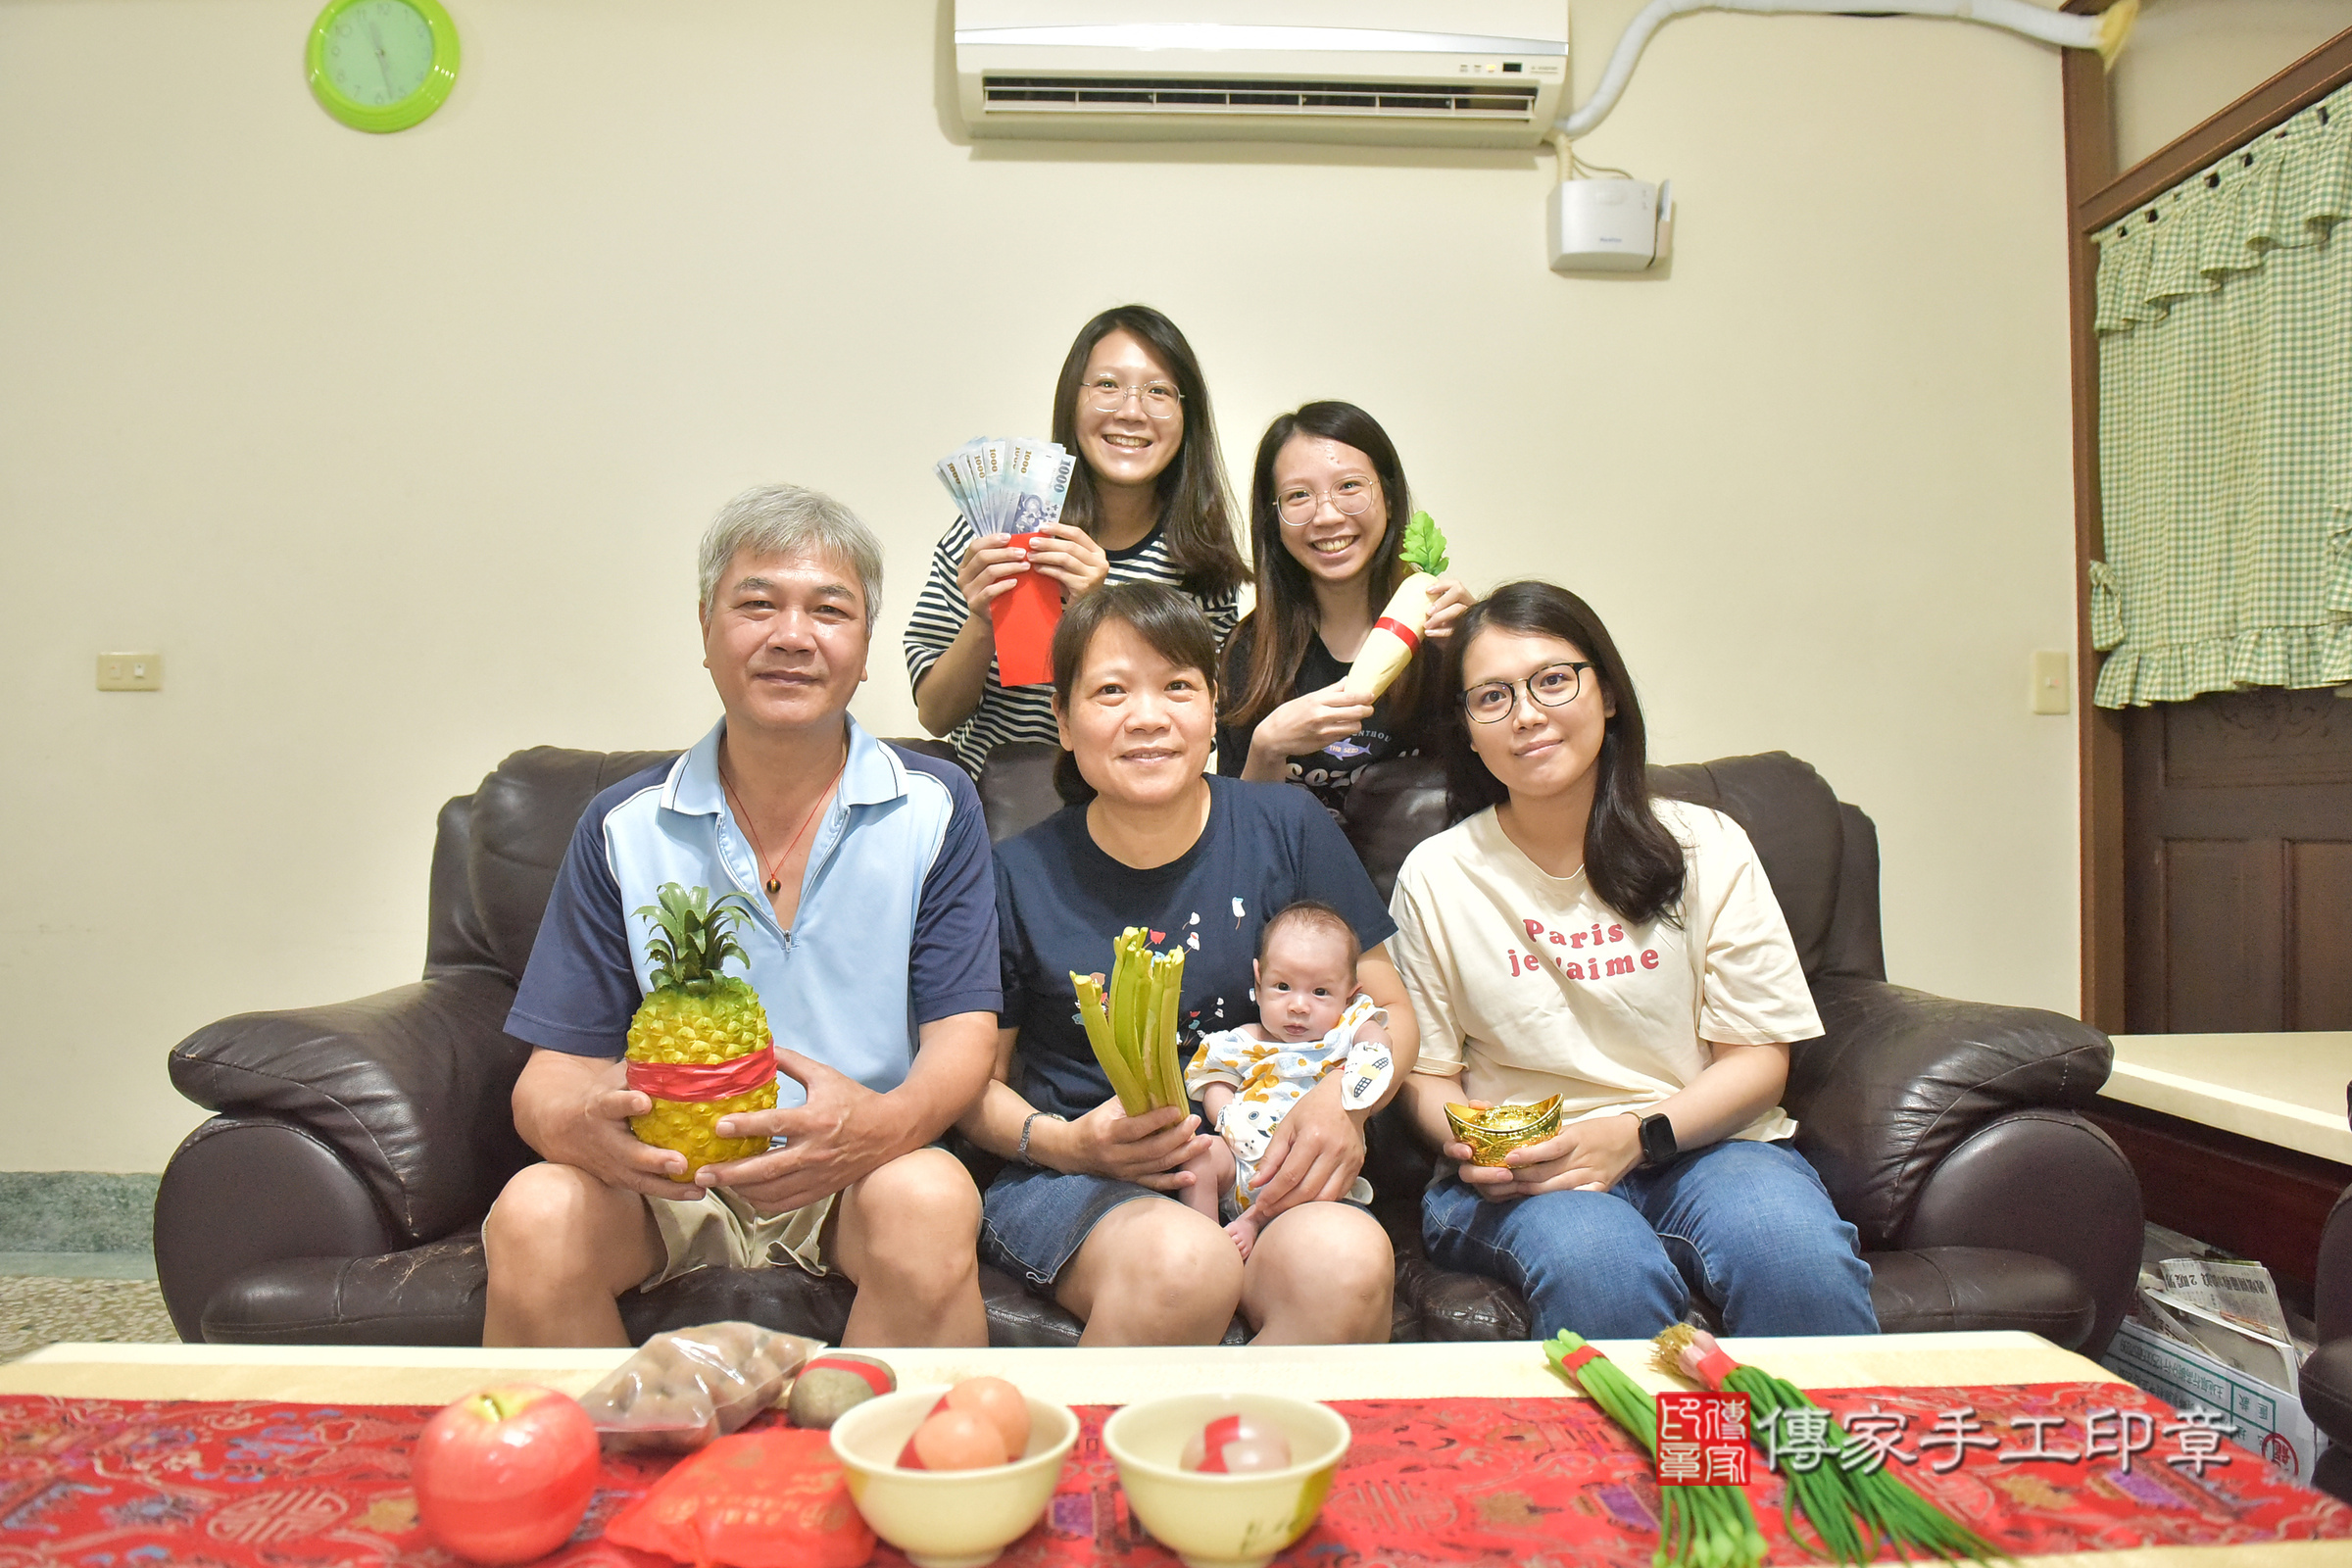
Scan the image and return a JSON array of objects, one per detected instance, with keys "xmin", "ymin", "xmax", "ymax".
[{"xmin": 1183, "ymin": 994, "xmax": 1394, "ymax": 1209}]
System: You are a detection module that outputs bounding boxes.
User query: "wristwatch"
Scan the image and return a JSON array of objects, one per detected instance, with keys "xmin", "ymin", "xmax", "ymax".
[{"xmin": 1636, "ymin": 1112, "xmax": 1678, "ymax": 1168}]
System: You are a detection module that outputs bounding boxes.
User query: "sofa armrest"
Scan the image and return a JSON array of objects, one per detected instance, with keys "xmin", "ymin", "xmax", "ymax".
[
  {"xmin": 1789, "ymin": 976, "xmax": 2112, "ymax": 1250},
  {"xmin": 2316, "ymin": 1184, "xmax": 2352, "ymax": 1345},
  {"xmin": 168, "ymin": 968, "xmax": 534, "ymax": 1245}
]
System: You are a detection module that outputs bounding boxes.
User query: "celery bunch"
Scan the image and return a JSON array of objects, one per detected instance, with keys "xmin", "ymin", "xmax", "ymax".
[{"xmin": 1070, "ymin": 928, "xmax": 1189, "ymax": 1115}]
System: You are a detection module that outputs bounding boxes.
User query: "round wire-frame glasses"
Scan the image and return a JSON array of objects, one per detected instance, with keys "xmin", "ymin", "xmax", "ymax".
[
  {"xmin": 1463, "ymin": 662, "xmax": 1595, "ymax": 723},
  {"xmin": 1083, "ymin": 378, "xmax": 1183, "ymax": 419},
  {"xmin": 1274, "ymin": 472, "xmax": 1382, "ymax": 525}
]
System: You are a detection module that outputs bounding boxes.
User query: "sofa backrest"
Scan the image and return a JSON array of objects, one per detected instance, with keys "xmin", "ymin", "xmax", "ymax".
[
  {"xmin": 427, "ymin": 748, "xmax": 680, "ymax": 982},
  {"xmin": 428, "ymin": 740, "xmax": 1886, "ymax": 990}
]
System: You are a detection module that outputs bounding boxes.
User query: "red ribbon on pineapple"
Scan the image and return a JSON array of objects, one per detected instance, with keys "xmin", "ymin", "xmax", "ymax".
[{"xmin": 626, "ymin": 1041, "xmax": 776, "ymax": 1102}]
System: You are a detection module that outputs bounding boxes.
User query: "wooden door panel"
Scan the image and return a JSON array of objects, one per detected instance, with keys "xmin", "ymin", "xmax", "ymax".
[
  {"xmin": 2290, "ymin": 840, "xmax": 2352, "ymax": 1029},
  {"xmin": 2123, "ymin": 690, "xmax": 2352, "ymax": 1034},
  {"xmin": 2160, "ymin": 840, "xmax": 2283, "ymax": 1032}
]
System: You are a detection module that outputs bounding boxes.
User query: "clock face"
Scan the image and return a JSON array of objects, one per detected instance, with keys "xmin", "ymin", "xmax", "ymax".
[
  {"xmin": 320, "ymin": 1, "xmax": 435, "ymax": 108},
  {"xmin": 307, "ymin": 0, "xmax": 459, "ymax": 132}
]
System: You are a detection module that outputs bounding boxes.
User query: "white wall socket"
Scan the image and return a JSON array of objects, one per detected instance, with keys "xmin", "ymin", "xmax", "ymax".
[
  {"xmin": 97, "ymin": 653, "xmax": 164, "ymax": 692},
  {"xmin": 2032, "ymin": 650, "xmax": 2069, "ymax": 715}
]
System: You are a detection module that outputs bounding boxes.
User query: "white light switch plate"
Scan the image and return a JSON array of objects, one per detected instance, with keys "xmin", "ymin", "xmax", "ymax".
[
  {"xmin": 2032, "ymin": 650, "xmax": 2070, "ymax": 714},
  {"xmin": 97, "ymin": 653, "xmax": 164, "ymax": 691}
]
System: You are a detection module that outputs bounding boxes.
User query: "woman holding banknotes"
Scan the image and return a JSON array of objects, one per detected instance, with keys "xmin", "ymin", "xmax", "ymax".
[
  {"xmin": 906, "ymin": 305, "xmax": 1250, "ymax": 777},
  {"xmin": 960, "ymin": 582, "xmax": 1415, "ymax": 1345},
  {"xmin": 1216, "ymin": 401, "xmax": 1472, "ymax": 814}
]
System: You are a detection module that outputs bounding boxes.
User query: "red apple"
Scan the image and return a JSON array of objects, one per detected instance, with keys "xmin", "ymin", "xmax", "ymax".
[{"xmin": 414, "ymin": 1384, "xmax": 601, "ymax": 1564}]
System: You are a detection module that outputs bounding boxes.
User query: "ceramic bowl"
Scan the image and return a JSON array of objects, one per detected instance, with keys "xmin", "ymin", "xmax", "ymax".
[
  {"xmin": 1443, "ymin": 1094, "xmax": 1564, "ymax": 1165},
  {"xmin": 829, "ymin": 1385, "xmax": 1078, "ymax": 1568},
  {"xmin": 1102, "ymin": 1392, "xmax": 1351, "ymax": 1568}
]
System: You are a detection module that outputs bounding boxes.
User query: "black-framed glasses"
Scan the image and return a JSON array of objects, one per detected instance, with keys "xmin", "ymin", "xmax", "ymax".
[
  {"xmin": 1274, "ymin": 472, "xmax": 1382, "ymax": 525},
  {"xmin": 1083, "ymin": 376, "xmax": 1183, "ymax": 418},
  {"xmin": 1463, "ymin": 662, "xmax": 1594, "ymax": 723}
]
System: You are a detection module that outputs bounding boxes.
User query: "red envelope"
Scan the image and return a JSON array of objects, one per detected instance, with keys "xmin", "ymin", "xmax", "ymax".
[
  {"xmin": 602, "ymin": 1427, "xmax": 874, "ymax": 1568},
  {"xmin": 990, "ymin": 532, "xmax": 1061, "ymax": 687}
]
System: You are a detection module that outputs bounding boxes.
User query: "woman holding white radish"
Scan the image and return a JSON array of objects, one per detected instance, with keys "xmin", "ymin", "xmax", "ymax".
[
  {"xmin": 1216, "ymin": 402, "xmax": 1471, "ymax": 814},
  {"xmin": 906, "ymin": 305, "xmax": 1249, "ymax": 777}
]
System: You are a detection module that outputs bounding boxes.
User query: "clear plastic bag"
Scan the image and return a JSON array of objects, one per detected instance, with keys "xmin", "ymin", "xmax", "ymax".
[{"xmin": 580, "ymin": 1320, "xmax": 822, "ymax": 1452}]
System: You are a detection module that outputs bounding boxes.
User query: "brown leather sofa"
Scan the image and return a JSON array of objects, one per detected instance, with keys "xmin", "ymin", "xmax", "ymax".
[
  {"xmin": 157, "ymin": 742, "xmax": 2142, "ymax": 1354},
  {"xmin": 2298, "ymin": 1107, "xmax": 2352, "ymax": 1500}
]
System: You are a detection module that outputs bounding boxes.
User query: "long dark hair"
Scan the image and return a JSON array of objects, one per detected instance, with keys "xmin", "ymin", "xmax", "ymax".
[
  {"xmin": 1221, "ymin": 401, "xmax": 1430, "ymax": 732},
  {"xmin": 1438, "ymin": 581, "xmax": 1686, "ymax": 926},
  {"xmin": 1051, "ymin": 306, "xmax": 1247, "ymax": 601},
  {"xmin": 1049, "ymin": 581, "xmax": 1222, "ymax": 807}
]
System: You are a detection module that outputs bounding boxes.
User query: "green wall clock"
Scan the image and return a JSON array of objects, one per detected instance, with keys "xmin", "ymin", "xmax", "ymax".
[{"xmin": 307, "ymin": 0, "xmax": 461, "ymax": 133}]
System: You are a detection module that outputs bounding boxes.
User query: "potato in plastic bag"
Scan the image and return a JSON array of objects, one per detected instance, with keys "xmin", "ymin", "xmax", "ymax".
[{"xmin": 580, "ymin": 1320, "xmax": 820, "ymax": 1451}]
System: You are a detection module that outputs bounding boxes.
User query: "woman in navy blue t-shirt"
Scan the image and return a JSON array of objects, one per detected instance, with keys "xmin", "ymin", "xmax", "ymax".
[{"xmin": 961, "ymin": 582, "xmax": 1418, "ymax": 1343}]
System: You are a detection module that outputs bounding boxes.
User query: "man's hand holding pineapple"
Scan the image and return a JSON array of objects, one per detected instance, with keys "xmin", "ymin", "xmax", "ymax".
[{"xmin": 482, "ymin": 486, "xmax": 1003, "ymax": 1348}]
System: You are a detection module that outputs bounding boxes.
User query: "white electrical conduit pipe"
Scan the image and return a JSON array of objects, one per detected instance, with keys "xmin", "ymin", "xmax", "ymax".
[{"xmin": 1556, "ymin": 0, "xmax": 2138, "ymax": 141}]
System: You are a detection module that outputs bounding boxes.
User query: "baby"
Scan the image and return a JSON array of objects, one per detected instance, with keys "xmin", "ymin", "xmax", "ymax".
[{"xmin": 1180, "ymin": 900, "xmax": 1395, "ymax": 1258}]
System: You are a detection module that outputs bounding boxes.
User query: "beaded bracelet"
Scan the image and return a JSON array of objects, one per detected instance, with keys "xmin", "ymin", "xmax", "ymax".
[{"xmin": 1017, "ymin": 1109, "xmax": 1065, "ymax": 1167}]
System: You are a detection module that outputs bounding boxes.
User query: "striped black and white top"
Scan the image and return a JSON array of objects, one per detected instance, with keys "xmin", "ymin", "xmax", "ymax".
[{"xmin": 904, "ymin": 514, "xmax": 1243, "ymax": 776}]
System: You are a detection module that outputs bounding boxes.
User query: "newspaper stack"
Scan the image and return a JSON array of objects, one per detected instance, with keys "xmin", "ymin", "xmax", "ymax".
[
  {"xmin": 2134, "ymin": 1246, "xmax": 2307, "ymax": 1395},
  {"xmin": 934, "ymin": 437, "xmax": 1075, "ymax": 539}
]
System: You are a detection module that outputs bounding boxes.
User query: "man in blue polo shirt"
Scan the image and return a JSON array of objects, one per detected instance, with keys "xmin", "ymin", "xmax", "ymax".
[{"xmin": 482, "ymin": 483, "xmax": 1002, "ymax": 1348}]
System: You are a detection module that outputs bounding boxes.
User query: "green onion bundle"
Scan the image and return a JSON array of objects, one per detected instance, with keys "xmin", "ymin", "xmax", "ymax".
[
  {"xmin": 1544, "ymin": 1331, "xmax": 1766, "ymax": 1568},
  {"xmin": 1070, "ymin": 927, "xmax": 1187, "ymax": 1115},
  {"xmin": 1653, "ymin": 1326, "xmax": 2005, "ymax": 1565}
]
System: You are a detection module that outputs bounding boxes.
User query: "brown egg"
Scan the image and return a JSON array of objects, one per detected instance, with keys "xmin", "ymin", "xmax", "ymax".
[
  {"xmin": 945, "ymin": 1377, "xmax": 1031, "ymax": 1458},
  {"xmin": 910, "ymin": 1408, "xmax": 1009, "ymax": 1471},
  {"xmin": 1180, "ymin": 1413, "xmax": 1293, "ymax": 1474}
]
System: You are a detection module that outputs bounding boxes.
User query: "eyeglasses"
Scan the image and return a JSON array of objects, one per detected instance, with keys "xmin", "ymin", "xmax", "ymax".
[
  {"xmin": 1463, "ymin": 662, "xmax": 1595, "ymax": 723},
  {"xmin": 1274, "ymin": 472, "xmax": 1382, "ymax": 525},
  {"xmin": 1083, "ymin": 376, "xmax": 1183, "ymax": 419}
]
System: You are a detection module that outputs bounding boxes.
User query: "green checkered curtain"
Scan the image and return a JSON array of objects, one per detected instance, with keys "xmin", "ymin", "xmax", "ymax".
[{"xmin": 2089, "ymin": 80, "xmax": 2352, "ymax": 708}]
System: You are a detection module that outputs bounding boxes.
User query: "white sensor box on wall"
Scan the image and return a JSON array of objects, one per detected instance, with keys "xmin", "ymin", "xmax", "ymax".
[{"xmin": 1548, "ymin": 176, "xmax": 1673, "ymax": 272}]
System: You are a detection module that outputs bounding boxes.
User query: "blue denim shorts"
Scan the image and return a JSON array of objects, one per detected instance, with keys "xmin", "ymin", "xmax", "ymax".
[{"xmin": 980, "ymin": 1165, "xmax": 1169, "ymax": 1292}]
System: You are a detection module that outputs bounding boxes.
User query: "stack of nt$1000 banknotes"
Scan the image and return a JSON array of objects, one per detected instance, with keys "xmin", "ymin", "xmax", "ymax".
[{"xmin": 934, "ymin": 437, "xmax": 1076, "ymax": 537}]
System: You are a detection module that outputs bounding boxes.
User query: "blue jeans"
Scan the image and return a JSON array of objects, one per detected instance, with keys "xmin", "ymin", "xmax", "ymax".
[{"xmin": 1423, "ymin": 1138, "xmax": 1878, "ymax": 1339}]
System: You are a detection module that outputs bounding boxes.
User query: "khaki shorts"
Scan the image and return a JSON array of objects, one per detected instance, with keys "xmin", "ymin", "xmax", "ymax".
[{"xmin": 638, "ymin": 1186, "xmax": 837, "ymax": 1291}]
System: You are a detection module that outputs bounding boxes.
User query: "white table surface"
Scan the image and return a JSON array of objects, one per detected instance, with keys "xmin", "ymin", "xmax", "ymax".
[{"xmin": 2102, "ymin": 1032, "xmax": 2352, "ymax": 1164}]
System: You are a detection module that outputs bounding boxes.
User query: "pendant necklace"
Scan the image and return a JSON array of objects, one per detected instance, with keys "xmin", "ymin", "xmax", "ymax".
[{"xmin": 720, "ymin": 749, "xmax": 848, "ymax": 897}]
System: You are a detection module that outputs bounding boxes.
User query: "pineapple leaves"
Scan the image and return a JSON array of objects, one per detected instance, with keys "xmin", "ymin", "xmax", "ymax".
[
  {"xmin": 634, "ymin": 882, "xmax": 760, "ymax": 989},
  {"xmin": 1399, "ymin": 510, "xmax": 1449, "ymax": 575}
]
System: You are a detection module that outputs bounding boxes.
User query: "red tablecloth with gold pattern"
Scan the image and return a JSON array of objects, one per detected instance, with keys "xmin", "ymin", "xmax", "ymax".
[{"xmin": 1, "ymin": 1383, "xmax": 2344, "ymax": 1564}]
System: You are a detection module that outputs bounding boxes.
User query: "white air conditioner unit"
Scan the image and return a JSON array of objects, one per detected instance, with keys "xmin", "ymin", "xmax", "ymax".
[{"xmin": 954, "ymin": 1, "xmax": 1570, "ymax": 150}]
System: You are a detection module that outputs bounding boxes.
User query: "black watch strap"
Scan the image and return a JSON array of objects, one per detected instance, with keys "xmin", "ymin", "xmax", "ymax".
[{"xmin": 1637, "ymin": 1112, "xmax": 1678, "ymax": 1168}]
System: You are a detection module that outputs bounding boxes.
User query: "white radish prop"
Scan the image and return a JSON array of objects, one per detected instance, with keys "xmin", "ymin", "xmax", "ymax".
[{"xmin": 1341, "ymin": 511, "xmax": 1451, "ymax": 703}]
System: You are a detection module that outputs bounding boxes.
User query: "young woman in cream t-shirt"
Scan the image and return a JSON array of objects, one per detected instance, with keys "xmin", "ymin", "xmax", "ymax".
[{"xmin": 1388, "ymin": 581, "xmax": 1878, "ymax": 1340}]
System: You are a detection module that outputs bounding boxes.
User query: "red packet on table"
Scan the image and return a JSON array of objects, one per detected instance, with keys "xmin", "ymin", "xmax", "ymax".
[
  {"xmin": 990, "ymin": 533, "xmax": 1060, "ymax": 687},
  {"xmin": 602, "ymin": 1427, "xmax": 874, "ymax": 1568}
]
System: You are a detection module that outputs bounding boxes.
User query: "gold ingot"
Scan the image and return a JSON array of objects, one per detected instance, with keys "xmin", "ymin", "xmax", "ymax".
[{"xmin": 1443, "ymin": 1095, "xmax": 1564, "ymax": 1166}]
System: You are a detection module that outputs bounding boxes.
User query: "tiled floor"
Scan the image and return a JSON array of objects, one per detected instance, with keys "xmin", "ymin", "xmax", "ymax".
[{"xmin": 0, "ymin": 1276, "xmax": 179, "ymax": 1362}]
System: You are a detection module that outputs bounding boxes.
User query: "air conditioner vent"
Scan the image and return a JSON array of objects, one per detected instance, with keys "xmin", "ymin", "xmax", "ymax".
[{"xmin": 981, "ymin": 74, "xmax": 1541, "ymax": 120}]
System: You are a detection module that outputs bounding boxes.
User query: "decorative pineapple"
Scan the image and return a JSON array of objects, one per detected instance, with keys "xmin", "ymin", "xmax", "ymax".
[{"xmin": 626, "ymin": 883, "xmax": 777, "ymax": 1180}]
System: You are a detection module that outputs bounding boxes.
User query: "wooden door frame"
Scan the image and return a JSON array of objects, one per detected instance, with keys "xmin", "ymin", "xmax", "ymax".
[{"xmin": 2060, "ymin": 11, "xmax": 2352, "ymax": 1029}]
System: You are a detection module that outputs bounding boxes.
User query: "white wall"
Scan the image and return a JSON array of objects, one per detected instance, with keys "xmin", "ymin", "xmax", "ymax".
[
  {"xmin": 2110, "ymin": 0, "xmax": 2352, "ymax": 170},
  {"xmin": 0, "ymin": 1, "xmax": 2082, "ymax": 1172}
]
